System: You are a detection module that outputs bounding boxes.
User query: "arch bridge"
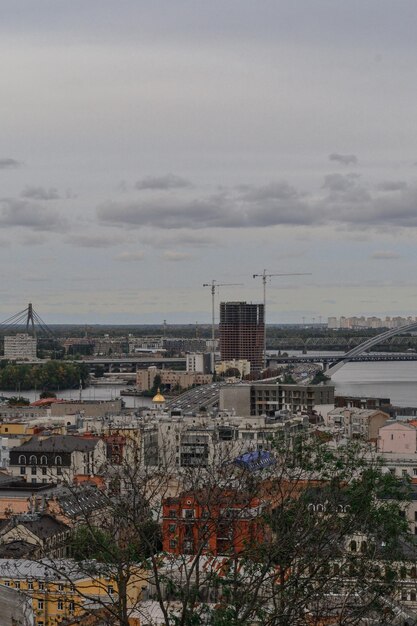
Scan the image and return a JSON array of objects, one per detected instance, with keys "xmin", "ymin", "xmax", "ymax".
[{"xmin": 326, "ymin": 321, "xmax": 417, "ymax": 376}]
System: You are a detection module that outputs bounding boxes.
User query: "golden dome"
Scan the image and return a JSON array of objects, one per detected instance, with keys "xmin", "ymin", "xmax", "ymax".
[{"xmin": 152, "ymin": 388, "xmax": 165, "ymax": 403}]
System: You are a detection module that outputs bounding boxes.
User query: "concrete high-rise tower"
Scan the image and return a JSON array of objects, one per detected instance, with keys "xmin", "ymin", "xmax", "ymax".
[{"xmin": 219, "ymin": 302, "xmax": 264, "ymax": 373}]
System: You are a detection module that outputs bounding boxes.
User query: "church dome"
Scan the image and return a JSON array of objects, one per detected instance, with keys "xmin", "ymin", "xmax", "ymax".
[{"xmin": 152, "ymin": 388, "xmax": 165, "ymax": 403}]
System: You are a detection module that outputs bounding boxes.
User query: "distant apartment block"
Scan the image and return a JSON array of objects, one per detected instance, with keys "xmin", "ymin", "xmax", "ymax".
[
  {"xmin": 136, "ymin": 366, "xmax": 212, "ymax": 392},
  {"xmin": 328, "ymin": 315, "xmax": 417, "ymax": 330},
  {"xmin": 185, "ymin": 352, "xmax": 212, "ymax": 374},
  {"xmin": 4, "ymin": 333, "xmax": 37, "ymax": 360},
  {"xmin": 220, "ymin": 302, "xmax": 264, "ymax": 373}
]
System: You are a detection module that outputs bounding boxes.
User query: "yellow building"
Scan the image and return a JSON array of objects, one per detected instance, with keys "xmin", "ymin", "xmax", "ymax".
[{"xmin": 0, "ymin": 558, "xmax": 147, "ymax": 626}]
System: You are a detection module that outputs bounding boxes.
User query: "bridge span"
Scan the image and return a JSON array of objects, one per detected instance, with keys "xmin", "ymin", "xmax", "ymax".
[{"xmin": 267, "ymin": 352, "xmax": 417, "ymax": 367}]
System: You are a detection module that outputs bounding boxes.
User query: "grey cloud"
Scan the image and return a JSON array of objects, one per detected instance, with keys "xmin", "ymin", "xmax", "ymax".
[
  {"xmin": 377, "ymin": 181, "xmax": 408, "ymax": 192},
  {"xmin": 21, "ymin": 186, "xmax": 60, "ymax": 200},
  {"xmin": 0, "ymin": 199, "xmax": 64, "ymax": 231},
  {"xmin": 162, "ymin": 251, "xmax": 192, "ymax": 261},
  {"xmin": 329, "ymin": 153, "xmax": 358, "ymax": 166},
  {"xmin": 0, "ymin": 158, "xmax": 22, "ymax": 169},
  {"xmin": 237, "ymin": 182, "xmax": 299, "ymax": 201},
  {"xmin": 97, "ymin": 190, "xmax": 314, "ymax": 230},
  {"xmin": 64, "ymin": 234, "xmax": 125, "ymax": 248},
  {"xmin": 114, "ymin": 251, "xmax": 145, "ymax": 262},
  {"xmin": 136, "ymin": 174, "xmax": 191, "ymax": 191},
  {"xmin": 323, "ymin": 173, "xmax": 356, "ymax": 192},
  {"xmin": 97, "ymin": 178, "xmax": 417, "ymax": 233},
  {"xmin": 370, "ymin": 251, "xmax": 401, "ymax": 260}
]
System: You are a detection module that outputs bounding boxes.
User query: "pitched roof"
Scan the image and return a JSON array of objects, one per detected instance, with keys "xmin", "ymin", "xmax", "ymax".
[{"xmin": 11, "ymin": 435, "xmax": 101, "ymax": 454}]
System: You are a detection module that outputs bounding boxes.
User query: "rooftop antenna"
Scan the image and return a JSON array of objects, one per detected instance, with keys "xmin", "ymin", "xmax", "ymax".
[
  {"xmin": 203, "ymin": 280, "xmax": 243, "ymax": 373},
  {"xmin": 252, "ymin": 270, "xmax": 312, "ymax": 369}
]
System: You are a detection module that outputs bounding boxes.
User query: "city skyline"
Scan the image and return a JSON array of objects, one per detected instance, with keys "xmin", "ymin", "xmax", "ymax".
[{"xmin": 1, "ymin": 1, "xmax": 417, "ymax": 323}]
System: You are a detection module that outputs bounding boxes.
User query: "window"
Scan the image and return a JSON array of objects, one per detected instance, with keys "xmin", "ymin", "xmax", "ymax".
[
  {"xmin": 58, "ymin": 584, "xmax": 64, "ymax": 591},
  {"xmin": 350, "ymin": 540, "xmax": 357, "ymax": 552},
  {"xmin": 57, "ymin": 601, "xmax": 63, "ymax": 611},
  {"xmin": 183, "ymin": 509, "xmax": 194, "ymax": 519},
  {"xmin": 31, "ymin": 466, "xmax": 37, "ymax": 475},
  {"xmin": 414, "ymin": 468, "xmax": 417, "ymax": 476},
  {"xmin": 389, "ymin": 468, "xmax": 395, "ymax": 475},
  {"xmin": 69, "ymin": 601, "xmax": 74, "ymax": 612},
  {"xmin": 20, "ymin": 467, "xmax": 26, "ymax": 475},
  {"xmin": 28, "ymin": 581, "xmax": 33, "ymax": 590},
  {"xmin": 169, "ymin": 524, "xmax": 176, "ymax": 533},
  {"xmin": 411, "ymin": 591, "xmax": 416, "ymax": 602},
  {"xmin": 42, "ymin": 468, "xmax": 47, "ymax": 475},
  {"xmin": 55, "ymin": 456, "xmax": 62, "ymax": 466},
  {"xmin": 57, "ymin": 467, "xmax": 62, "ymax": 475},
  {"xmin": 18, "ymin": 455, "xmax": 26, "ymax": 465},
  {"xmin": 107, "ymin": 585, "xmax": 114, "ymax": 595},
  {"xmin": 38, "ymin": 600, "xmax": 44, "ymax": 610},
  {"xmin": 4, "ymin": 581, "xmax": 9, "ymax": 587},
  {"xmin": 402, "ymin": 469, "xmax": 408, "ymax": 477},
  {"xmin": 39, "ymin": 582, "xmax": 44, "ymax": 590},
  {"xmin": 15, "ymin": 581, "xmax": 20, "ymax": 589},
  {"xmin": 30, "ymin": 455, "xmax": 37, "ymax": 465},
  {"xmin": 169, "ymin": 540, "xmax": 177, "ymax": 549},
  {"xmin": 40, "ymin": 455, "xmax": 47, "ymax": 466}
]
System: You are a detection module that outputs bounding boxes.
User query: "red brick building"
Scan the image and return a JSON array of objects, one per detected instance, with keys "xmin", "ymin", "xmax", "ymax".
[{"xmin": 162, "ymin": 489, "xmax": 270, "ymax": 556}]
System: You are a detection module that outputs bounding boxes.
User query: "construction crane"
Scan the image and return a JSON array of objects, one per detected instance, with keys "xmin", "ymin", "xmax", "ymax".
[
  {"xmin": 203, "ymin": 280, "xmax": 243, "ymax": 373},
  {"xmin": 252, "ymin": 270, "xmax": 312, "ymax": 368}
]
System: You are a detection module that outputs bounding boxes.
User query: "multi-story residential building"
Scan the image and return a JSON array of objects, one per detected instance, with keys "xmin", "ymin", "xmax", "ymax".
[
  {"xmin": 4, "ymin": 333, "xmax": 37, "ymax": 360},
  {"xmin": 141, "ymin": 411, "xmax": 307, "ymax": 469},
  {"xmin": 162, "ymin": 489, "xmax": 269, "ymax": 556},
  {"xmin": 327, "ymin": 315, "xmax": 417, "ymax": 330},
  {"xmin": 219, "ymin": 383, "xmax": 335, "ymax": 416},
  {"xmin": 378, "ymin": 421, "xmax": 417, "ymax": 454},
  {"xmin": 185, "ymin": 352, "xmax": 212, "ymax": 374},
  {"xmin": 9, "ymin": 435, "xmax": 106, "ymax": 484},
  {"xmin": 0, "ymin": 513, "xmax": 70, "ymax": 559},
  {"xmin": 219, "ymin": 302, "xmax": 264, "ymax": 373},
  {"xmin": 136, "ymin": 366, "xmax": 212, "ymax": 392},
  {"xmin": 327, "ymin": 407, "xmax": 389, "ymax": 441},
  {"xmin": 0, "ymin": 558, "xmax": 145, "ymax": 626}
]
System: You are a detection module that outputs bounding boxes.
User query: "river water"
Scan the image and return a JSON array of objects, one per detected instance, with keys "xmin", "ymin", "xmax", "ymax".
[{"xmin": 270, "ymin": 351, "xmax": 417, "ymax": 407}]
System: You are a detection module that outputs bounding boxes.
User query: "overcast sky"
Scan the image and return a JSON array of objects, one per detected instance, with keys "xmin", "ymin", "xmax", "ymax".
[{"xmin": 1, "ymin": 0, "xmax": 417, "ymax": 324}]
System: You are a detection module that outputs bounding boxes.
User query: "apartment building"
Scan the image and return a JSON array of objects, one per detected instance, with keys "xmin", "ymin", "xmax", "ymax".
[
  {"xmin": 162, "ymin": 489, "xmax": 269, "ymax": 556},
  {"xmin": 327, "ymin": 407, "xmax": 389, "ymax": 441},
  {"xmin": 9, "ymin": 435, "xmax": 106, "ymax": 484},
  {"xmin": 220, "ymin": 383, "xmax": 335, "ymax": 416},
  {"xmin": 4, "ymin": 333, "xmax": 37, "ymax": 360},
  {"xmin": 136, "ymin": 366, "xmax": 212, "ymax": 391}
]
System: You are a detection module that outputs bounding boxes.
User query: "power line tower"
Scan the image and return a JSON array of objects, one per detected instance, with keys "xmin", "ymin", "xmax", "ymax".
[
  {"xmin": 252, "ymin": 270, "xmax": 311, "ymax": 368},
  {"xmin": 203, "ymin": 280, "xmax": 243, "ymax": 373}
]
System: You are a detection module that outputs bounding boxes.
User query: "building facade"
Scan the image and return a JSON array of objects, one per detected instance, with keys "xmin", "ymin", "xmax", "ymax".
[
  {"xmin": 219, "ymin": 302, "xmax": 264, "ymax": 373},
  {"xmin": 220, "ymin": 383, "xmax": 335, "ymax": 416},
  {"xmin": 4, "ymin": 333, "xmax": 37, "ymax": 360}
]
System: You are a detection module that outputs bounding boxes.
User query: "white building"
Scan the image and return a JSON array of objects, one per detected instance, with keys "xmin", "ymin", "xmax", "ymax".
[{"xmin": 4, "ymin": 333, "xmax": 37, "ymax": 360}]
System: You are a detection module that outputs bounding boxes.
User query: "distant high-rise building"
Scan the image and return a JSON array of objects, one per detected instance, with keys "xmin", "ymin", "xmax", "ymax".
[
  {"xmin": 219, "ymin": 302, "xmax": 264, "ymax": 372},
  {"xmin": 4, "ymin": 333, "xmax": 37, "ymax": 360}
]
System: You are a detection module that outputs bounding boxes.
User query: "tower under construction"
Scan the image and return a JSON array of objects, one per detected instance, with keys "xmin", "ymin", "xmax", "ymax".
[{"xmin": 219, "ymin": 302, "xmax": 264, "ymax": 373}]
